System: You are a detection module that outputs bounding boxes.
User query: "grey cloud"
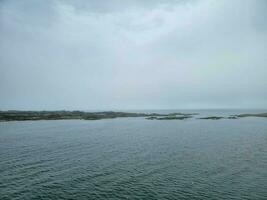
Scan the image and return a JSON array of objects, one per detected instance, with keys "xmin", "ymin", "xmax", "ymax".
[
  {"xmin": 0, "ymin": 0, "xmax": 266, "ymax": 110},
  {"xmin": 59, "ymin": 0, "xmax": 192, "ymax": 13}
]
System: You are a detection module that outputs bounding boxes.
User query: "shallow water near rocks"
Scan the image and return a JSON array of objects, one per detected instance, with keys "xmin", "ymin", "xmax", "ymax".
[{"xmin": 1, "ymin": 110, "xmax": 267, "ymax": 199}]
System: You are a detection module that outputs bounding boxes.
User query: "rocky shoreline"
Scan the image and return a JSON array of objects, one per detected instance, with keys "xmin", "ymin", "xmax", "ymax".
[{"xmin": 0, "ymin": 111, "xmax": 266, "ymax": 122}]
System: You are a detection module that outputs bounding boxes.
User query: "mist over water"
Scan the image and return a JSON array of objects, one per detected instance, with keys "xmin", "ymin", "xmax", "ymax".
[{"xmin": 1, "ymin": 110, "xmax": 267, "ymax": 199}]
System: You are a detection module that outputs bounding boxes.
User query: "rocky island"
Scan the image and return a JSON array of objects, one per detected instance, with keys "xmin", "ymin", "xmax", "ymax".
[
  {"xmin": 198, "ymin": 116, "xmax": 224, "ymax": 120},
  {"xmin": 0, "ymin": 111, "xmax": 266, "ymax": 122},
  {"xmin": 234, "ymin": 113, "xmax": 267, "ymax": 118},
  {"xmin": 146, "ymin": 115, "xmax": 193, "ymax": 120},
  {"xmin": 0, "ymin": 110, "xmax": 198, "ymax": 122},
  {"xmin": 197, "ymin": 113, "xmax": 267, "ymax": 120}
]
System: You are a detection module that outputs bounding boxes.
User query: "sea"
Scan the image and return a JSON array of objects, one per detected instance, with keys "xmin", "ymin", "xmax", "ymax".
[{"xmin": 1, "ymin": 109, "xmax": 267, "ymax": 199}]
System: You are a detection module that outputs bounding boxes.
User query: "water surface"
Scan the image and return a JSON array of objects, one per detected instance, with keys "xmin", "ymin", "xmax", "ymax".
[{"xmin": 1, "ymin": 110, "xmax": 267, "ymax": 199}]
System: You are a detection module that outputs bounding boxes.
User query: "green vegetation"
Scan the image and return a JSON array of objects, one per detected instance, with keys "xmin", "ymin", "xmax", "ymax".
[
  {"xmin": 146, "ymin": 116, "xmax": 158, "ymax": 120},
  {"xmin": 198, "ymin": 116, "xmax": 224, "ymax": 120},
  {"xmin": 0, "ymin": 111, "xmax": 197, "ymax": 122},
  {"xmin": 1, "ymin": 111, "xmax": 266, "ymax": 122},
  {"xmin": 146, "ymin": 115, "xmax": 192, "ymax": 120}
]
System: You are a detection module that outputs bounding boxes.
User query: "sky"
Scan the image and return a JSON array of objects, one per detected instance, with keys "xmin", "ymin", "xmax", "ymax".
[{"xmin": 0, "ymin": 0, "xmax": 266, "ymax": 110}]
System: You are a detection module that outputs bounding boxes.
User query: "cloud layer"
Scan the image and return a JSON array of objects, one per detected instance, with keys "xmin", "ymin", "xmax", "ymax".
[{"xmin": 0, "ymin": 0, "xmax": 266, "ymax": 110}]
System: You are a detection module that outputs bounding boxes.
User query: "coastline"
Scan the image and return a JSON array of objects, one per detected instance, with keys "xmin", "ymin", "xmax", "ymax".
[{"xmin": 0, "ymin": 110, "xmax": 266, "ymax": 122}]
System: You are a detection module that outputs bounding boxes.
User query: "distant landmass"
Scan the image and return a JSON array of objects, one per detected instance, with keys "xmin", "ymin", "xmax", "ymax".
[{"xmin": 0, "ymin": 111, "xmax": 266, "ymax": 122}]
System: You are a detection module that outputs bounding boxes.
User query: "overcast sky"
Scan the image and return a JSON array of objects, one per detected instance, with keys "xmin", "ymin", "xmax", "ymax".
[{"xmin": 0, "ymin": 0, "xmax": 266, "ymax": 110}]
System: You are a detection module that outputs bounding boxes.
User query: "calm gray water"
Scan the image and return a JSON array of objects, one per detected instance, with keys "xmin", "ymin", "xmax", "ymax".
[{"xmin": 1, "ymin": 110, "xmax": 267, "ymax": 199}]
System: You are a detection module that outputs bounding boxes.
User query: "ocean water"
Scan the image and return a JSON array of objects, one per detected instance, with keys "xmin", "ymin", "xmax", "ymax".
[{"xmin": 1, "ymin": 110, "xmax": 267, "ymax": 200}]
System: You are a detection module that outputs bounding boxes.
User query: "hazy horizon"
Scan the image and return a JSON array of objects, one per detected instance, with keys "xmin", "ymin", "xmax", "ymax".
[
  {"xmin": 1, "ymin": 0, "xmax": 266, "ymax": 110},
  {"xmin": 1, "ymin": 108, "xmax": 267, "ymax": 112}
]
